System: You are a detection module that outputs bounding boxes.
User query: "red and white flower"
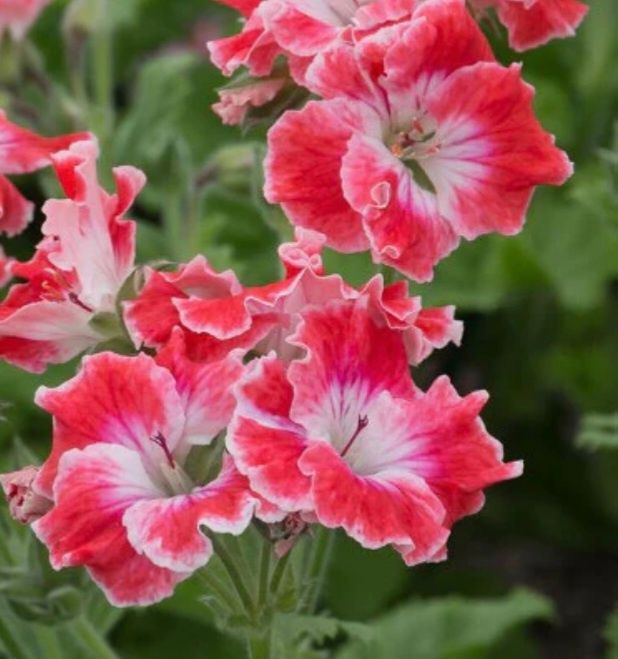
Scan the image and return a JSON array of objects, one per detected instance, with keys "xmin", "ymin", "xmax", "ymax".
[
  {"xmin": 264, "ymin": 0, "xmax": 573, "ymax": 280},
  {"xmin": 0, "ymin": 111, "xmax": 90, "ymax": 237},
  {"xmin": 0, "ymin": 0, "xmax": 51, "ymax": 40},
  {"xmin": 31, "ymin": 338, "xmax": 262, "ymax": 607},
  {"xmin": 0, "ymin": 139, "xmax": 144, "ymax": 373},
  {"xmin": 207, "ymin": 0, "xmax": 420, "ymax": 85},
  {"xmin": 124, "ymin": 227, "xmax": 462, "ymax": 364},
  {"xmin": 472, "ymin": 0, "xmax": 588, "ymax": 51},
  {"xmin": 228, "ymin": 299, "xmax": 522, "ymax": 565}
]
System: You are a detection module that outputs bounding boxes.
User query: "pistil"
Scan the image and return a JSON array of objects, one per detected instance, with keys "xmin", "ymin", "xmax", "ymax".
[
  {"xmin": 340, "ymin": 415, "xmax": 369, "ymax": 458},
  {"xmin": 150, "ymin": 431, "xmax": 176, "ymax": 468}
]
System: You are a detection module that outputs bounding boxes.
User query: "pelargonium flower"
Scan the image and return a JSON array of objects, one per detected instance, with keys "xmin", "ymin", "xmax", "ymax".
[
  {"xmin": 0, "ymin": 0, "xmax": 51, "ymax": 40},
  {"xmin": 472, "ymin": 0, "xmax": 588, "ymax": 51},
  {"xmin": 31, "ymin": 335, "xmax": 267, "ymax": 607},
  {"xmin": 228, "ymin": 299, "xmax": 522, "ymax": 565},
  {"xmin": 264, "ymin": 0, "xmax": 573, "ymax": 280},
  {"xmin": 0, "ymin": 111, "xmax": 90, "ymax": 236},
  {"xmin": 207, "ymin": 0, "xmax": 420, "ymax": 85},
  {"xmin": 0, "ymin": 139, "xmax": 144, "ymax": 373},
  {"xmin": 124, "ymin": 227, "xmax": 462, "ymax": 364}
]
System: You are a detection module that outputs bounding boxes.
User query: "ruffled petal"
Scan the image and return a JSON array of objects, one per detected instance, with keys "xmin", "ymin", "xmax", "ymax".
[
  {"xmin": 422, "ymin": 62, "xmax": 573, "ymax": 239},
  {"xmin": 341, "ymin": 134, "xmax": 458, "ymax": 281},
  {"xmin": 0, "ymin": 176, "xmax": 33, "ymax": 237},
  {"xmin": 287, "ymin": 299, "xmax": 416, "ymax": 441},
  {"xmin": 35, "ymin": 352, "xmax": 185, "ymax": 497},
  {"xmin": 32, "ymin": 444, "xmax": 186, "ymax": 607},
  {"xmin": 497, "ymin": 0, "xmax": 588, "ymax": 51},
  {"xmin": 0, "ymin": 110, "xmax": 90, "ymax": 175},
  {"xmin": 265, "ymin": 99, "xmax": 380, "ymax": 252},
  {"xmin": 228, "ymin": 354, "xmax": 312, "ymax": 510},
  {"xmin": 156, "ymin": 329, "xmax": 244, "ymax": 445},
  {"xmin": 123, "ymin": 455, "xmax": 257, "ymax": 572}
]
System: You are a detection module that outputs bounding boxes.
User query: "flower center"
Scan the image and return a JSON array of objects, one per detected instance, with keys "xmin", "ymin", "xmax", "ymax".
[
  {"xmin": 150, "ymin": 432, "xmax": 194, "ymax": 495},
  {"xmin": 150, "ymin": 431, "xmax": 176, "ymax": 468},
  {"xmin": 389, "ymin": 114, "xmax": 440, "ymax": 193},
  {"xmin": 340, "ymin": 414, "xmax": 369, "ymax": 458}
]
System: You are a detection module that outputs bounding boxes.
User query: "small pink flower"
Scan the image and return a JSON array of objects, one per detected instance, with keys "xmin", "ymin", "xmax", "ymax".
[
  {"xmin": 264, "ymin": 0, "xmax": 573, "ymax": 280},
  {"xmin": 0, "ymin": 111, "xmax": 90, "ymax": 237},
  {"xmin": 228, "ymin": 299, "xmax": 522, "ymax": 565},
  {"xmin": 213, "ymin": 77, "xmax": 287, "ymax": 126},
  {"xmin": 31, "ymin": 337, "xmax": 266, "ymax": 607},
  {"xmin": 0, "ymin": 140, "xmax": 144, "ymax": 373},
  {"xmin": 0, "ymin": 466, "xmax": 52, "ymax": 524},
  {"xmin": 472, "ymin": 0, "xmax": 588, "ymax": 51},
  {"xmin": 124, "ymin": 228, "xmax": 462, "ymax": 364},
  {"xmin": 0, "ymin": 0, "xmax": 51, "ymax": 40}
]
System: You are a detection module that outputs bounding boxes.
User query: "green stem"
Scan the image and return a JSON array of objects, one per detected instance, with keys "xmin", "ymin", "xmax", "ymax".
[
  {"xmin": 247, "ymin": 630, "xmax": 271, "ymax": 659},
  {"xmin": 269, "ymin": 551, "xmax": 291, "ymax": 596},
  {"xmin": 90, "ymin": 0, "xmax": 114, "ymax": 141},
  {"xmin": 198, "ymin": 566, "xmax": 240, "ymax": 613},
  {"xmin": 257, "ymin": 539, "xmax": 272, "ymax": 609},
  {"xmin": 34, "ymin": 625, "xmax": 64, "ymax": 659},
  {"xmin": 69, "ymin": 617, "xmax": 119, "ymax": 659},
  {"xmin": 303, "ymin": 528, "xmax": 335, "ymax": 614},
  {"xmin": 0, "ymin": 612, "xmax": 30, "ymax": 659},
  {"xmin": 211, "ymin": 536, "xmax": 256, "ymax": 620}
]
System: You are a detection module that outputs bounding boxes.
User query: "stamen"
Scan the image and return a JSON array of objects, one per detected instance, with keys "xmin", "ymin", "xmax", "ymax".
[
  {"xmin": 68, "ymin": 292, "xmax": 94, "ymax": 312},
  {"xmin": 340, "ymin": 414, "xmax": 369, "ymax": 458},
  {"xmin": 150, "ymin": 431, "xmax": 175, "ymax": 468}
]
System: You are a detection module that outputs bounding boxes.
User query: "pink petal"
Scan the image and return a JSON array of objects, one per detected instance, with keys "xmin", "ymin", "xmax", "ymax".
[
  {"xmin": 422, "ymin": 62, "xmax": 573, "ymax": 239},
  {"xmin": 213, "ymin": 77, "xmax": 286, "ymax": 126},
  {"xmin": 42, "ymin": 140, "xmax": 142, "ymax": 311},
  {"xmin": 156, "ymin": 329, "xmax": 244, "ymax": 445},
  {"xmin": 265, "ymin": 99, "xmax": 379, "ymax": 252},
  {"xmin": 32, "ymin": 444, "xmax": 186, "ymax": 607},
  {"xmin": 35, "ymin": 352, "xmax": 185, "ymax": 497},
  {"xmin": 123, "ymin": 455, "xmax": 257, "ymax": 572},
  {"xmin": 0, "ymin": 176, "xmax": 33, "ymax": 237},
  {"xmin": 207, "ymin": 13, "xmax": 280, "ymax": 76},
  {"xmin": 298, "ymin": 441, "xmax": 449, "ymax": 556},
  {"xmin": 228, "ymin": 354, "xmax": 312, "ymax": 510},
  {"xmin": 341, "ymin": 134, "xmax": 458, "ymax": 281},
  {"xmin": 497, "ymin": 0, "xmax": 588, "ymax": 51},
  {"xmin": 287, "ymin": 299, "xmax": 416, "ymax": 438},
  {"xmin": 0, "ymin": 110, "xmax": 90, "ymax": 174},
  {"xmin": 383, "ymin": 0, "xmax": 494, "ymax": 114}
]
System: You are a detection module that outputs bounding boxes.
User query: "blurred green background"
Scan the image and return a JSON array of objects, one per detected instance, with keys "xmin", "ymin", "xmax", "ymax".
[{"xmin": 0, "ymin": 0, "xmax": 617, "ymax": 657}]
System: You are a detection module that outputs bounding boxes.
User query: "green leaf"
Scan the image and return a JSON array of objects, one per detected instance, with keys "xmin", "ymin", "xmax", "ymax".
[
  {"xmin": 336, "ymin": 589, "xmax": 554, "ymax": 659},
  {"xmin": 577, "ymin": 413, "xmax": 618, "ymax": 450},
  {"xmin": 274, "ymin": 613, "xmax": 373, "ymax": 659}
]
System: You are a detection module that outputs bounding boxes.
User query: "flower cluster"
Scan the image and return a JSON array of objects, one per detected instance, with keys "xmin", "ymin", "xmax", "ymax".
[{"xmin": 0, "ymin": 0, "xmax": 585, "ymax": 611}]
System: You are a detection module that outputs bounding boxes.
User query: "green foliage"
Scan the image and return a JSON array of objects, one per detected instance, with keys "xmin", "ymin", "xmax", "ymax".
[
  {"xmin": 577, "ymin": 414, "xmax": 618, "ymax": 451},
  {"xmin": 336, "ymin": 589, "xmax": 554, "ymax": 659}
]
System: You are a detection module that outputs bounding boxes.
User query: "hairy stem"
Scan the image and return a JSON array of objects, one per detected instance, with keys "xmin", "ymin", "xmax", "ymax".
[
  {"xmin": 211, "ymin": 536, "xmax": 256, "ymax": 621},
  {"xmin": 70, "ymin": 617, "xmax": 119, "ymax": 659}
]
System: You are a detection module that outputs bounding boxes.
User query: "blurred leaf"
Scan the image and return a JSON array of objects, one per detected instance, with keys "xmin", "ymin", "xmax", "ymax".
[
  {"xmin": 274, "ymin": 613, "xmax": 372, "ymax": 659},
  {"xmin": 336, "ymin": 589, "xmax": 553, "ymax": 659},
  {"xmin": 577, "ymin": 413, "xmax": 618, "ymax": 451},
  {"xmin": 605, "ymin": 606, "xmax": 618, "ymax": 659}
]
